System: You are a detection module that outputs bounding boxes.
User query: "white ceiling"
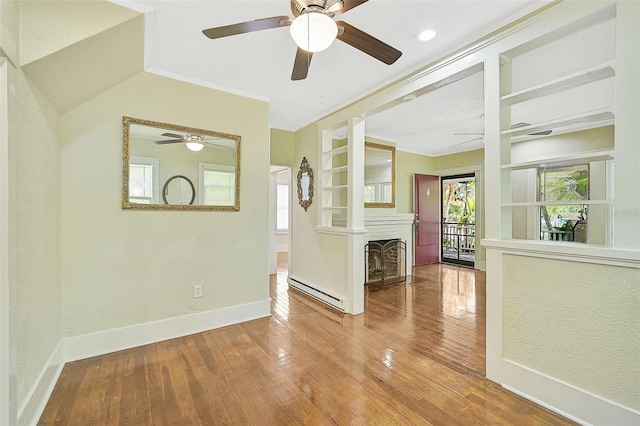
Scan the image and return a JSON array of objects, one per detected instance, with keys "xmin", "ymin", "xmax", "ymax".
[
  {"xmin": 128, "ymin": 1, "xmax": 549, "ymax": 153},
  {"xmin": 120, "ymin": 0, "xmax": 614, "ymax": 157}
]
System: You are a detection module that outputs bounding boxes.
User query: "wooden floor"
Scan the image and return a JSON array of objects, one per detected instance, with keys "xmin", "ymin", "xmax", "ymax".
[{"xmin": 39, "ymin": 253, "xmax": 575, "ymax": 425}]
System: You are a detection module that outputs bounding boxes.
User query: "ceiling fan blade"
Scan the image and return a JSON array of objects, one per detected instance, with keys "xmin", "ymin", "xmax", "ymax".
[
  {"xmin": 451, "ymin": 137, "xmax": 483, "ymax": 148},
  {"xmin": 154, "ymin": 139, "xmax": 183, "ymax": 145},
  {"xmin": 161, "ymin": 132, "xmax": 184, "ymax": 138},
  {"xmin": 291, "ymin": 48, "xmax": 313, "ymax": 81},
  {"xmin": 336, "ymin": 21, "xmax": 401, "ymax": 65},
  {"xmin": 202, "ymin": 16, "xmax": 291, "ymax": 39},
  {"xmin": 332, "ymin": 0, "xmax": 369, "ymax": 15},
  {"xmin": 530, "ymin": 129, "xmax": 553, "ymax": 136},
  {"xmin": 511, "ymin": 122, "xmax": 552, "ymax": 136}
]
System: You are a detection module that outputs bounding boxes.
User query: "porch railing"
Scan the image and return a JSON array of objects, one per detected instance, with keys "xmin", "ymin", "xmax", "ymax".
[{"xmin": 442, "ymin": 222, "xmax": 475, "ymax": 263}]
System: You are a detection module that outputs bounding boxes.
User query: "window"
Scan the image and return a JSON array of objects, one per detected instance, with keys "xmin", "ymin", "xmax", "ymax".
[
  {"xmin": 364, "ymin": 184, "xmax": 376, "ymax": 203},
  {"xmin": 276, "ymin": 183, "xmax": 289, "ymax": 230},
  {"xmin": 538, "ymin": 164, "xmax": 588, "ymax": 242},
  {"xmin": 129, "ymin": 156, "xmax": 159, "ymax": 203},
  {"xmin": 199, "ymin": 163, "xmax": 235, "ymax": 206},
  {"xmin": 363, "ymin": 182, "xmax": 391, "ymax": 203}
]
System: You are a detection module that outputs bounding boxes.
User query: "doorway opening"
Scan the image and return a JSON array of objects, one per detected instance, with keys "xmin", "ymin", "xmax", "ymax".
[
  {"xmin": 269, "ymin": 166, "xmax": 290, "ymax": 275},
  {"xmin": 441, "ymin": 174, "xmax": 476, "ymax": 267}
]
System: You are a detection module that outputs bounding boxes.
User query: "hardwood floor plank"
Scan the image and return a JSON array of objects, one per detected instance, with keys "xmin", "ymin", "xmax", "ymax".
[{"xmin": 39, "ymin": 256, "xmax": 576, "ymax": 425}]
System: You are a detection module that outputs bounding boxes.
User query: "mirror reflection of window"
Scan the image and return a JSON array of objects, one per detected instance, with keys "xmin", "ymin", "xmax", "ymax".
[
  {"xmin": 199, "ymin": 163, "xmax": 235, "ymax": 206},
  {"xmin": 129, "ymin": 156, "xmax": 159, "ymax": 204},
  {"xmin": 382, "ymin": 182, "xmax": 392, "ymax": 203},
  {"xmin": 364, "ymin": 184, "xmax": 376, "ymax": 203}
]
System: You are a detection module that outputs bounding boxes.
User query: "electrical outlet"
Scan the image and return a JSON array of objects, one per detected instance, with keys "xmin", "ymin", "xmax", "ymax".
[{"xmin": 193, "ymin": 284, "xmax": 203, "ymax": 298}]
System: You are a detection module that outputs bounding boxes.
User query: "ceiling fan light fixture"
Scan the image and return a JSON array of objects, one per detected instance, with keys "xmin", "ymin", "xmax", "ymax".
[
  {"xmin": 186, "ymin": 141, "xmax": 204, "ymax": 152},
  {"xmin": 290, "ymin": 11, "xmax": 337, "ymax": 52}
]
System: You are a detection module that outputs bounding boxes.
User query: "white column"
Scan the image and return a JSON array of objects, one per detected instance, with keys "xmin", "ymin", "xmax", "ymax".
[
  {"xmin": 483, "ymin": 54, "xmax": 510, "ymax": 240},
  {"xmin": 483, "ymin": 52, "xmax": 508, "ymax": 382},
  {"xmin": 346, "ymin": 116, "xmax": 365, "ymax": 314},
  {"xmin": 347, "ymin": 116, "xmax": 365, "ymax": 232},
  {"xmin": 613, "ymin": 0, "xmax": 640, "ymax": 249}
]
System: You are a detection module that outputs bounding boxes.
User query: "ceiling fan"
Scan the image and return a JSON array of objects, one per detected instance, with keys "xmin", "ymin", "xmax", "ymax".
[
  {"xmin": 201, "ymin": 0, "xmax": 402, "ymax": 81},
  {"xmin": 452, "ymin": 122, "xmax": 553, "ymax": 148},
  {"xmin": 154, "ymin": 132, "xmax": 229, "ymax": 152}
]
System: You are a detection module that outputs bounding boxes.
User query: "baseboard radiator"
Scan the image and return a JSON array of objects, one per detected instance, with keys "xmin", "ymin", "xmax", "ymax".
[{"xmin": 287, "ymin": 276, "xmax": 345, "ymax": 312}]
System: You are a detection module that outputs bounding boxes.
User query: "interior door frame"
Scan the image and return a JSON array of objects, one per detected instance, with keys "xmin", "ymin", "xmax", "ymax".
[
  {"xmin": 268, "ymin": 166, "xmax": 290, "ymax": 275},
  {"xmin": 441, "ymin": 173, "xmax": 476, "ymax": 268},
  {"xmin": 434, "ymin": 165, "xmax": 483, "ymax": 270}
]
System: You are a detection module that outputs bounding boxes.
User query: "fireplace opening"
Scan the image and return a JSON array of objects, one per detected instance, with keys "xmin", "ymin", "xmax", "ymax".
[{"xmin": 365, "ymin": 239, "xmax": 406, "ymax": 286}]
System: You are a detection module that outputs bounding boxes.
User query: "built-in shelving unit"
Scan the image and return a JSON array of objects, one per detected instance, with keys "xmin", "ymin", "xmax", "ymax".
[
  {"xmin": 499, "ymin": 13, "xmax": 616, "ymax": 245},
  {"xmin": 319, "ymin": 134, "xmax": 349, "ymax": 227},
  {"xmin": 501, "ymin": 149, "xmax": 614, "ymax": 170},
  {"xmin": 500, "ymin": 61, "xmax": 615, "ymax": 106}
]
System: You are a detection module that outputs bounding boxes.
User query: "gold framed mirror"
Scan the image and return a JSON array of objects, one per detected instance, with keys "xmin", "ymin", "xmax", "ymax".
[
  {"xmin": 364, "ymin": 142, "xmax": 395, "ymax": 208},
  {"xmin": 122, "ymin": 116, "xmax": 240, "ymax": 211},
  {"xmin": 297, "ymin": 157, "xmax": 314, "ymax": 211}
]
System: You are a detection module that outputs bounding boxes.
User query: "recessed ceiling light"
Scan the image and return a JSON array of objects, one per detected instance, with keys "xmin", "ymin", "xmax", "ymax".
[{"xmin": 418, "ymin": 29, "xmax": 437, "ymax": 41}]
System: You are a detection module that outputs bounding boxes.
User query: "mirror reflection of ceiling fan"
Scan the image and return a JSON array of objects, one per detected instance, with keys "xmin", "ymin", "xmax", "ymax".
[
  {"xmin": 452, "ymin": 122, "xmax": 553, "ymax": 148},
  {"xmin": 201, "ymin": 0, "xmax": 402, "ymax": 81},
  {"xmin": 154, "ymin": 132, "xmax": 230, "ymax": 152}
]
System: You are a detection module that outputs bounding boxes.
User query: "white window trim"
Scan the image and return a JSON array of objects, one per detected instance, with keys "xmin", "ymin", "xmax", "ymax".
[
  {"xmin": 130, "ymin": 155, "xmax": 159, "ymax": 204},
  {"xmin": 198, "ymin": 162, "xmax": 235, "ymax": 205}
]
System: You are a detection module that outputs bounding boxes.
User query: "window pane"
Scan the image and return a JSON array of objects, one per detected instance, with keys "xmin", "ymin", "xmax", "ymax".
[
  {"xmin": 203, "ymin": 170, "xmax": 235, "ymax": 205},
  {"xmin": 277, "ymin": 184, "xmax": 289, "ymax": 230},
  {"xmin": 129, "ymin": 164, "xmax": 153, "ymax": 201},
  {"xmin": 364, "ymin": 184, "xmax": 375, "ymax": 202},
  {"xmin": 538, "ymin": 164, "xmax": 589, "ymax": 202}
]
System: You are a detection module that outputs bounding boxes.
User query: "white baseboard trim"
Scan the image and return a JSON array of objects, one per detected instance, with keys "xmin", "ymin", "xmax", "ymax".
[
  {"xmin": 17, "ymin": 299, "xmax": 271, "ymax": 426},
  {"xmin": 500, "ymin": 359, "xmax": 640, "ymax": 425},
  {"xmin": 64, "ymin": 298, "xmax": 271, "ymax": 362},
  {"xmin": 17, "ymin": 341, "xmax": 64, "ymax": 426},
  {"xmin": 288, "ymin": 275, "xmax": 346, "ymax": 311}
]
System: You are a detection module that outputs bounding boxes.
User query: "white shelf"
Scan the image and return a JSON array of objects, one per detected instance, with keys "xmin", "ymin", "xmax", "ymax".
[
  {"xmin": 322, "ymin": 206, "xmax": 348, "ymax": 211},
  {"xmin": 321, "ymin": 185, "xmax": 348, "ymax": 191},
  {"xmin": 501, "ymin": 109, "xmax": 614, "ymax": 138},
  {"xmin": 501, "ymin": 61, "xmax": 615, "ymax": 106},
  {"xmin": 501, "ymin": 149, "xmax": 614, "ymax": 170},
  {"xmin": 501, "ymin": 200, "xmax": 611, "ymax": 207},
  {"xmin": 322, "ymin": 145, "xmax": 348, "ymax": 156},
  {"xmin": 322, "ymin": 165, "xmax": 348, "ymax": 174}
]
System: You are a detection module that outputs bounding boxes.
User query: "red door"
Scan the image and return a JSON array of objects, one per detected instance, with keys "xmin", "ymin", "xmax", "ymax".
[{"xmin": 414, "ymin": 174, "xmax": 440, "ymax": 266}]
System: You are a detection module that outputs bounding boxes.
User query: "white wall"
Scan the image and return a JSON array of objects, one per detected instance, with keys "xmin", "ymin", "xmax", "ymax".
[
  {"xmin": 0, "ymin": 54, "xmax": 63, "ymax": 425},
  {"xmin": 289, "ymin": 123, "xmax": 348, "ymax": 303},
  {"xmin": 60, "ymin": 71, "xmax": 271, "ymax": 337},
  {"xmin": 503, "ymin": 254, "xmax": 639, "ymax": 409}
]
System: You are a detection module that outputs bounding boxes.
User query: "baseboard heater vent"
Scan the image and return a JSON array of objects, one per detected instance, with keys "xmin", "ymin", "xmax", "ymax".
[{"xmin": 287, "ymin": 276, "xmax": 345, "ymax": 312}]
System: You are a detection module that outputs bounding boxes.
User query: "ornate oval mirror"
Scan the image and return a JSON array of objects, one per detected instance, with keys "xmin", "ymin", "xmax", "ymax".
[
  {"xmin": 122, "ymin": 116, "xmax": 241, "ymax": 211},
  {"xmin": 297, "ymin": 157, "xmax": 314, "ymax": 211}
]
